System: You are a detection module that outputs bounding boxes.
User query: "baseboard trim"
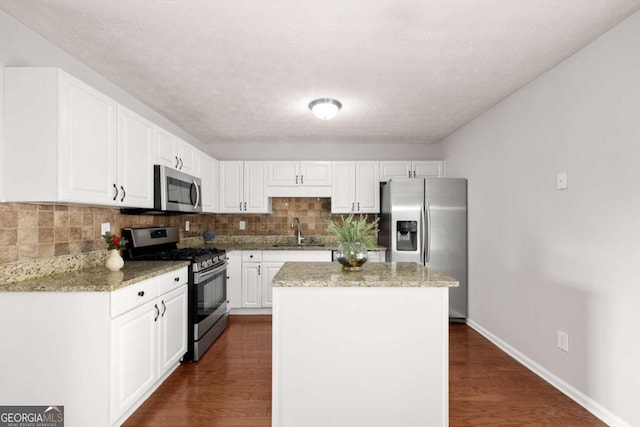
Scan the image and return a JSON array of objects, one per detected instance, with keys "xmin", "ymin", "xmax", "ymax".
[{"xmin": 466, "ymin": 319, "xmax": 631, "ymax": 427}]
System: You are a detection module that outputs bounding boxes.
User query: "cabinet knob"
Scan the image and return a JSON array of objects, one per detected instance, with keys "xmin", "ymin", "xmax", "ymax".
[
  {"xmin": 249, "ymin": 255, "xmax": 253, "ymax": 258},
  {"xmin": 138, "ymin": 291, "xmax": 144, "ymax": 297},
  {"xmin": 174, "ymin": 277, "xmax": 180, "ymax": 282}
]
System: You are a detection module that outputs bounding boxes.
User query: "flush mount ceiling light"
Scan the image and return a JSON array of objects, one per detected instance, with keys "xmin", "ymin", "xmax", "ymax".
[{"xmin": 308, "ymin": 98, "xmax": 342, "ymax": 120}]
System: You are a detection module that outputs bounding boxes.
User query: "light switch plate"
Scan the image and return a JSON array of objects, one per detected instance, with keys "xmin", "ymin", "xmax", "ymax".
[
  {"xmin": 101, "ymin": 223, "xmax": 110, "ymax": 235},
  {"xmin": 239, "ymin": 221, "xmax": 246, "ymax": 230},
  {"xmin": 556, "ymin": 172, "xmax": 568, "ymax": 190}
]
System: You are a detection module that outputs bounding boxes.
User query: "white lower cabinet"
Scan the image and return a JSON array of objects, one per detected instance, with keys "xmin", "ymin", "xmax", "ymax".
[
  {"xmin": 110, "ymin": 298, "xmax": 158, "ymax": 422},
  {"xmin": 241, "ymin": 262, "xmax": 262, "ymax": 308},
  {"xmin": 110, "ymin": 268, "xmax": 188, "ymax": 426},
  {"xmin": 262, "ymin": 262, "xmax": 284, "ymax": 307},
  {"xmin": 226, "ymin": 251, "xmax": 243, "ymax": 309},
  {"xmin": 230, "ymin": 250, "xmax": 332, "ymax": 313},
  {"xmin": 0, "ymin": 266, "xmax": 187, "ymax": 427}
]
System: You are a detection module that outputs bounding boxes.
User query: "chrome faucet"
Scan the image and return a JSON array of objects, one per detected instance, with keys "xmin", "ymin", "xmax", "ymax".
[{"xmin": 290, "ymin": 217, "xmax": 304, "ymax": 244}]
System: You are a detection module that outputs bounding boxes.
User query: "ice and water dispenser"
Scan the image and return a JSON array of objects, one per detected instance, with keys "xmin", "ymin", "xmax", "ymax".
[{"xmin": 396, "ymin": 221, "xmax": 418, "ymax": 251}]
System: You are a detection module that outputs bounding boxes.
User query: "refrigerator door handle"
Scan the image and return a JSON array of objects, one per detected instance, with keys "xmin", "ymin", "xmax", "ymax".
[
  {"xmin": 420, "ymin": 203, "xmax": 426, "ymax": 265},
  {"xmin": 425, "ymin": 201, "xmax": 431, "ymax": 263}
]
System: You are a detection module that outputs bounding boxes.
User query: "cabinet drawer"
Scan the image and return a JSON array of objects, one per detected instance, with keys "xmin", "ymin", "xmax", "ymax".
[
  {"xmin": 157, "ymin": 267, "xmax": 188, "ymax": 296},
  {"xmin": 242, "ymin": 250, "xmax": 263, "ymax": 262},
  {"xmin": 111, "ymin": 277, "xmax": 159, "ymax": 318}
]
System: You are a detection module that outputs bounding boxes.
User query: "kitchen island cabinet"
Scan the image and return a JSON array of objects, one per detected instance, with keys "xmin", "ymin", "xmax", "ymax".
[
  {"xmin": 271, "ymin": 262, "xmax": 457, "ymax": 427},
  {"xmin": 0, "ymin": 262, "xmax": 188, "ymax": 427}
]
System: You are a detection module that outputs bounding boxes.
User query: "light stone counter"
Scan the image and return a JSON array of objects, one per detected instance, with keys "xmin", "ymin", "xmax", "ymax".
[
  {"xmin": 0, "ymin": 260, "xmax": 190, "ymax": 292},
  {"xmin": 272, "ymin": 261, "xmax": 458, "ymax": 288}
]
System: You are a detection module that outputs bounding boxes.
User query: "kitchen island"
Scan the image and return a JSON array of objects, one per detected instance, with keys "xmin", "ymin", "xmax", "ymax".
[{"xmin": 271, "ymin": 261, "xmax": 458, "ymax": 427}]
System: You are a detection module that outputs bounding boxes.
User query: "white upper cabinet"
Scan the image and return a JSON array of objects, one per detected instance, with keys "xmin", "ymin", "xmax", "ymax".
[
  {"xmin": 267, "ymin": 161, "xmax": 299, "ymax": 186},
  {"xmin": 197, "ymin": 151, "xmax": 220, "ymax": 213},
  {"xmin": 331, "ymin": 161, "xmax": 379, "ymax": 214},
  {"xmin": 413, "ymin": 160, "xmax": 445, "ymax": 178},
  {"xmin": 154, "ymin": 128, "xmax": 197, "ymax": 175},
  {"xmin": 266, "ymin": 161, "xmax": 332, "ymax": 197},
  {"xmin": 219, "ymin": 161, "xmax": 271, "ymax": 213},
  {"xmin": 117, "ymin": 106, "xmax": 155, "ymax": 208},
  {"xmin": 379, "ymin": 160, "xmax": 445, "ymax": 181},
  {"xmin": 3, "ymin": 67, "xmax": 120, "ymax": 205},
  {"xmin": 244, "ymin": 161, "xmax": 270, "ymax": 213},
  {"xmin": 267, "ymin": 161, "xmax": 331, "ymax": 186},
  {"xmin": 219, "ymin": 161, "xmax": 244, "ymax": 212},
  {"xmin": 2, "ymin": 67, "xmax": 200, "ymax": 208}
]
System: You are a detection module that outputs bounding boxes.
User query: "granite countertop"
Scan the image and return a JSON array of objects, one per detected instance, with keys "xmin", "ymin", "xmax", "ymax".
[
  {"xmin": 272, "ymin": 262, "xmax": 459, "ymax": 288},
  {"xmin": 0, "ymin": 260, "xmax": 190, "ymax": 292},
  {"xmin": 217, "ymin": 243, "xmax": 387, "ymax": 251}
]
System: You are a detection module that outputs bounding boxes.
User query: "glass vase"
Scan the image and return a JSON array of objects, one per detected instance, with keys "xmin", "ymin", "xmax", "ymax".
[{"xmin": 336, "ymin": 241, "xmax": 368, "ymax": 272}]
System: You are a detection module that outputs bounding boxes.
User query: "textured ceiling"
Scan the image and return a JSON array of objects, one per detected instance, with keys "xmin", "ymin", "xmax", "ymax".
[{"xmin": 1, "ymin": 1, "xmax": 640, "ymax": 145}]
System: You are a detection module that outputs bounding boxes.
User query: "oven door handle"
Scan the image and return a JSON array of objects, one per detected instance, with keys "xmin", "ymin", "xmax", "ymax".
[{"xmin": 194, "ymin": 262, "xmax": 227, "ymax": 283}]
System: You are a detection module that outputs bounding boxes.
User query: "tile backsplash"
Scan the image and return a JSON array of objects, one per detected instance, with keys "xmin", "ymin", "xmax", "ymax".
[{"xmin": 0, "ymin": 198, "xmax": 374, "ymax": 265}]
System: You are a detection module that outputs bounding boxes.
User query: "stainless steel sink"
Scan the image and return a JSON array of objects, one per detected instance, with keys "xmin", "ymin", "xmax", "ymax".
[{"xmin": 272, "ymin": 243, "xmax": 325, "ymax": 248}]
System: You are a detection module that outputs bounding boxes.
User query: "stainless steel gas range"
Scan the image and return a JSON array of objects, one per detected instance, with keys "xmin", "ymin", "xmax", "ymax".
[{"xmin": 123, "ymin": 226, "xmax": 227, "ymax": 361}]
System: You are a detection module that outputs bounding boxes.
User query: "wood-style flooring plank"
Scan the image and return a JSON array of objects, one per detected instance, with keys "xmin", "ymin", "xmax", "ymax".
[{"xmin": 123, "ymin": 316, "xmax": 605, "ymax": 426}]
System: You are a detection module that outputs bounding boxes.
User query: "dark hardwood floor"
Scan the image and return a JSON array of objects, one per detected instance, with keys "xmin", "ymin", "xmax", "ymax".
[{"xmin": 124, "ymin": 315, "xmax": 604, "ymax": 426}]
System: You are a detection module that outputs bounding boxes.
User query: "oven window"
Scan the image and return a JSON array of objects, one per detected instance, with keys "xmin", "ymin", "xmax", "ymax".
[{"xmin": 196, "ymin": 268, "xmax": 226, "ymax": 321}]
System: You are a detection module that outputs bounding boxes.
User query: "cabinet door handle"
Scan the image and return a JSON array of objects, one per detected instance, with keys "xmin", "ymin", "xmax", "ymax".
[
  {"xmin": 112, "ymin": 184, "xmax": 119, "ymax": 201},
  {"xmin": 295, "ymin": 175, "xmax": 298, "ymax": 185},
  {"xmin": 161, "ymin": 300, "xmax": 167, "ymax": 317},
  {"xmin": 408, "ymin": 170, "xmax": 411, "ymax": 177},
  {"xmin": 154, "ymin": 304, "xmax": 160, "ymax": 322},
  {"xmin": 239, "ymin": 202, "xmax": 243, "ymax": 212},
  {"xmin": 175, "ymin": 156, "xmax": 180, "ymax": 169},
  {"xmin": 351, "ymin": 202, "xmax": 355, "ymax": 212},
  {"xmin": 244, "ymin": 202, "xmax": 247, "ymax": 211},
  {"xmin": 258, "ymin": 265, "xmax": 261, "ymax": 275},
  {"xmin": 301, "ymin": 175, "xmax": 304, "ymax": 184},
  {"xmin": 120, "ymin": 185, "xmax": 126, "ymax": 202},
  {"xmin": 179, "ymin": 158, "xmax": 184, "ymax": 170},
  {"xmin": 137, "ymin": 291, "xmax": 145, "ymax": 297},
  {"xmin": 413, "ymin": 170, "xmax": 417, "ymax": 178},
  {"xmin": 357, "ymin": 202, "xmax": 360, "ymax": 211}
]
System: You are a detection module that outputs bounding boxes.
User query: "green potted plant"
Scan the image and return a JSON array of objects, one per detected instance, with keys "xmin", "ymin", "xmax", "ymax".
[{"xmin": 328, "ymin": 214, "xmax": 379, "ymax": 271}]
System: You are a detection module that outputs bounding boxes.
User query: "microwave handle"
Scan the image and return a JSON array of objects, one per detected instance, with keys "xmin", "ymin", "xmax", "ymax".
[{"xmin": 192, "ymin": 180, "xmax": 200, "ymax": 210}]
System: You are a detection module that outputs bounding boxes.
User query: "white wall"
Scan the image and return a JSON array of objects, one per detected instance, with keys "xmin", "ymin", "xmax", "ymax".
[{"xmin": 442, "ymin": 10, "xmax": 640, "ymax": 427}]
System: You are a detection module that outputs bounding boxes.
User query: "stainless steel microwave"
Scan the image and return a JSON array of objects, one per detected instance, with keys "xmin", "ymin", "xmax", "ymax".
[{"xmin": 154, "ymin": 165, "xmax": 202, "ymax": 213}]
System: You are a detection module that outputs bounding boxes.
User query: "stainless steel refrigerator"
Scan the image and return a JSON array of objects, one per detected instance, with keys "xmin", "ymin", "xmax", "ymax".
[{"xmin": 379, "ymin": 178, "xmax": 467, "ymax": 321}]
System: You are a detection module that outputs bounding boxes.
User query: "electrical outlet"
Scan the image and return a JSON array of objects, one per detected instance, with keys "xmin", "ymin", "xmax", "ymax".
[
  {"xmin": 556, "ymin": 172, "xmax": 568, "ymax": 190},
  {"xmin": 101, "ymin": 223, "xmax": 110, "ymax": 235},
  {"xmin": 557, "ymin": 330, "xmax": 569, "ymax": 352},
  {"xmin": 239, "ymin": 220, "xmax": 246, "ymax": 230},
  {"xmin": 185, "ymin": 221, "xmax": 190, "ymax": 231}
]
